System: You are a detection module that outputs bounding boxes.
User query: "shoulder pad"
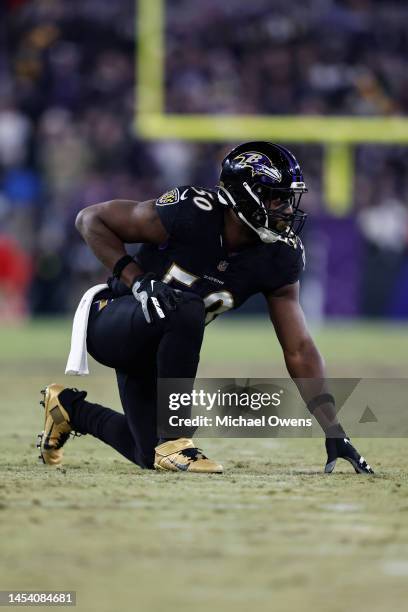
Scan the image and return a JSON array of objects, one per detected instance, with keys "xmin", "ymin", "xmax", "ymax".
[
  {"xmin": 179, "ymin": 186, "xmax": 217, "ymax": 211},
  {"xmin": 277, "ymin": 234, "xmax": 306, "ymax": 269},
  {"xmin": 156, "ymin": 186, "xmax": 215, "ymax": 204},
  {"xmin": 293, "ymin": 236, "xmax": 306, "ymax": 268}
]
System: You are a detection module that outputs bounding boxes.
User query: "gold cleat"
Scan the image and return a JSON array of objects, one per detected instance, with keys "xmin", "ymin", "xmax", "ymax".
[
  {"xmin": 154, "ymin": 438, "xmax": 223, "ymax": 473},
  {"xmin": 37, "ymin": 384, "xmax": 71, "ymax": 466}
]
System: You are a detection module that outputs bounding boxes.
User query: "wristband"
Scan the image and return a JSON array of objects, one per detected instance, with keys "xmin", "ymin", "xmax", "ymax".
[
  {"xmin": 307, "ymin": 393, "xmax": 335, "ymax": 413},
  {"xmin": 113, "ymin": 255, "xmax": 135, "ymax": 279}
]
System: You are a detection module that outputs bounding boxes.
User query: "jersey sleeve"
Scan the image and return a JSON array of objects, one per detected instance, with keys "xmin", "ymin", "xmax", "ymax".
[
  {"xmin": 155, "ymin": 186, "xmax": 196, "ymax": 242},
  {"xmin": 260, "ymin": 239, "xmax": 306, "ymax": 294}
]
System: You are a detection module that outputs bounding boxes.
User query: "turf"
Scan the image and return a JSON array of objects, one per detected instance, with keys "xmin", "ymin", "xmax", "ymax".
[{"xmin": 0, "ymin": 318, "xmax": 408, "ymax": 612}]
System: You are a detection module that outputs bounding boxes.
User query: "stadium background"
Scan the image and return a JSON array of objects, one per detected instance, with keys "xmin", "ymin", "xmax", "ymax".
[
  {"xmin": 1, "ymin": 2, "xmax": 408, "ymax": 612},
  {"xmin": 1, "ymin": 0, "xmax": 408, "ymax": 320}
]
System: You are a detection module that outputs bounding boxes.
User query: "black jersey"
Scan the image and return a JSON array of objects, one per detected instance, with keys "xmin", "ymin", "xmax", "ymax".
[{"xmin": 134, "ymin": 186, "xmax": 305, "ymax": 323}]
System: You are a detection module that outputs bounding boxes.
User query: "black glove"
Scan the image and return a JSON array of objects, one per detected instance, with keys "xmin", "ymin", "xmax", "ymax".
[
  {"xmin": 132, "ymin": 272, "xmax": 182, "ymax": 323},
  {"xmin": 107, "ymin": 276, "xmax": 132, "ymax": 297},
  {"xmin": 325, "ymin": 437, "xmax": 374, "ymax": 474}
]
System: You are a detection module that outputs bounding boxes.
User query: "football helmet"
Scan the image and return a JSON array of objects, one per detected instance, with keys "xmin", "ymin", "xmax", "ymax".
[{"xmin": 218, "ymin": 141, "xmax": 308, "ymax": 244}]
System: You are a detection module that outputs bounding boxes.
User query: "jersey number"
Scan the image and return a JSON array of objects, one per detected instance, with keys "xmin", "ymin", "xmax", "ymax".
[
  {"xmin": 190, "ymin": 187, "xmax": 214, "ymax": 211},
  {"xmin": 163, "ymin": 263, "xmax": 234, "ymax": 323}
]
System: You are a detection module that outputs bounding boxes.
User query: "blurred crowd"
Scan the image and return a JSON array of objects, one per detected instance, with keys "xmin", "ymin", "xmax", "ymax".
[
  {"xmin": 167, "ymin": 0, "xmax": 408, "ymax": 116},
  {"xmin": 0, "ymin": 0, "xmax": 408, "ymax": 319}
]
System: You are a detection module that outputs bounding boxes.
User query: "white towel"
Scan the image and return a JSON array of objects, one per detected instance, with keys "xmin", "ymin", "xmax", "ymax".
[{"xmin": 65, "ymin": 283, "xmax": 108, "ymax": 376}]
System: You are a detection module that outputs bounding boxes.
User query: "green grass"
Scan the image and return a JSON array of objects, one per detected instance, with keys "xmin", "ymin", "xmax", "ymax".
[
  {"xmin": 0, "ymin": 318, "xmax": 408, "ymax": 612},
  {"xmin": 2, "ymin": 316, "xmax": 408, "ymax": 368}
]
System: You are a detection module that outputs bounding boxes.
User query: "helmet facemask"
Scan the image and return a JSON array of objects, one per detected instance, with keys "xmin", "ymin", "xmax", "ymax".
[{"xmin": 218, "ymin": 180, "xmax": 307, "ymax": 244}]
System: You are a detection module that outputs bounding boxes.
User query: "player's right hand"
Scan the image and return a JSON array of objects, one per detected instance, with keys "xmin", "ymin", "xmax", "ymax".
[
  {"xmin": 324, "ymin": 436, "xmax": 374, "ymax": 474},
  {"xmin": 132, "ymin": 272, "xmax": 182, "ymax": 324}
]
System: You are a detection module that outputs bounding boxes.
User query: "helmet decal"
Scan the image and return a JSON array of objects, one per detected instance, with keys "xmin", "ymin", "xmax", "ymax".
[{"xmin": 233, "ymin": 152, "xmax": 282, "ymax": 183}]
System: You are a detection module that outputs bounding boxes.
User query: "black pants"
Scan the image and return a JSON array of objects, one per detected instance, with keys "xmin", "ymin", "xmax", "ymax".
[{"xmin": 62, "ymin": 292, "xmax": 206, "ymax": 469}]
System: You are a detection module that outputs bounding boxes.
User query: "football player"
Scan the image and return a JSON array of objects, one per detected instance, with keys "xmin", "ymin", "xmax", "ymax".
[{"xmin": 38, "ymin": 142, "xmax": 374, "ymax": 474}]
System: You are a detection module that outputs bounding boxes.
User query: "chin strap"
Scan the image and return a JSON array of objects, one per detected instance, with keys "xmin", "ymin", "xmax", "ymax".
[{"xmin": 217, "ymin": 185, "xmax": 281, "ymax": 244}]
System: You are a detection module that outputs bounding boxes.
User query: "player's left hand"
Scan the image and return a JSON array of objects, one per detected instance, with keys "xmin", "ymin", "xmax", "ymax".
[
  {"xmin": 324, "ymin": 437, "xmax": 374, "ymax": 474},
  {"xmin": 107, "ymin": 276, "xmax": 132, "ymax": 297},
  {"xmin": 132, "ymin": 272, "xmax": 182, "ymax": 323}
]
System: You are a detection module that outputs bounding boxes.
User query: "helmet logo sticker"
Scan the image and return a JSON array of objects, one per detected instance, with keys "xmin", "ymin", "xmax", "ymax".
[{"xmin": 233, "ymin": 152, "xmax": 282, "ymax": 182}]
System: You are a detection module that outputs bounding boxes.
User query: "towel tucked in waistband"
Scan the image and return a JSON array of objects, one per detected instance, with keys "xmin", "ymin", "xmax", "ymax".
[{"xmin": 65, "ymin": 283, "xmax": 108, "ymax": 376}]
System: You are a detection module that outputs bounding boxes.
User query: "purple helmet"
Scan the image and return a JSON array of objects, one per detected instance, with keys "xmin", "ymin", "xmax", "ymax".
[{"xmin": 218, "ymin": 141, "xmax": 308, "ymax": 243}]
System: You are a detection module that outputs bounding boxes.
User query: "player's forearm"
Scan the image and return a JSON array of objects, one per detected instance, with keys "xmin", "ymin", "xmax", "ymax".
[
  {"xmin": 283, "ymin": 336, "xmax": 326, "ymax": 398},
  {"xmin": 75, "ymin": 208, "xmax": 142, "ymax": 285},
  {"xmin": 284, "ymin": 339, "xmax": 342, "ymax": 434}
]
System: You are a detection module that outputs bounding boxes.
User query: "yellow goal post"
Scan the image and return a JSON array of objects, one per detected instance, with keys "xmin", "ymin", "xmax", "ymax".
[{"xmin": 135, "ymin": 0, "xmax": 408, "ymax": 215}]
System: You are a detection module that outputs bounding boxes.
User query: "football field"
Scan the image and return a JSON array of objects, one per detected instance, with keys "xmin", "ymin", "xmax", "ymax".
[{"xmin": 1, "ymin": 318, "xmax": 408, "ymax": 612}]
